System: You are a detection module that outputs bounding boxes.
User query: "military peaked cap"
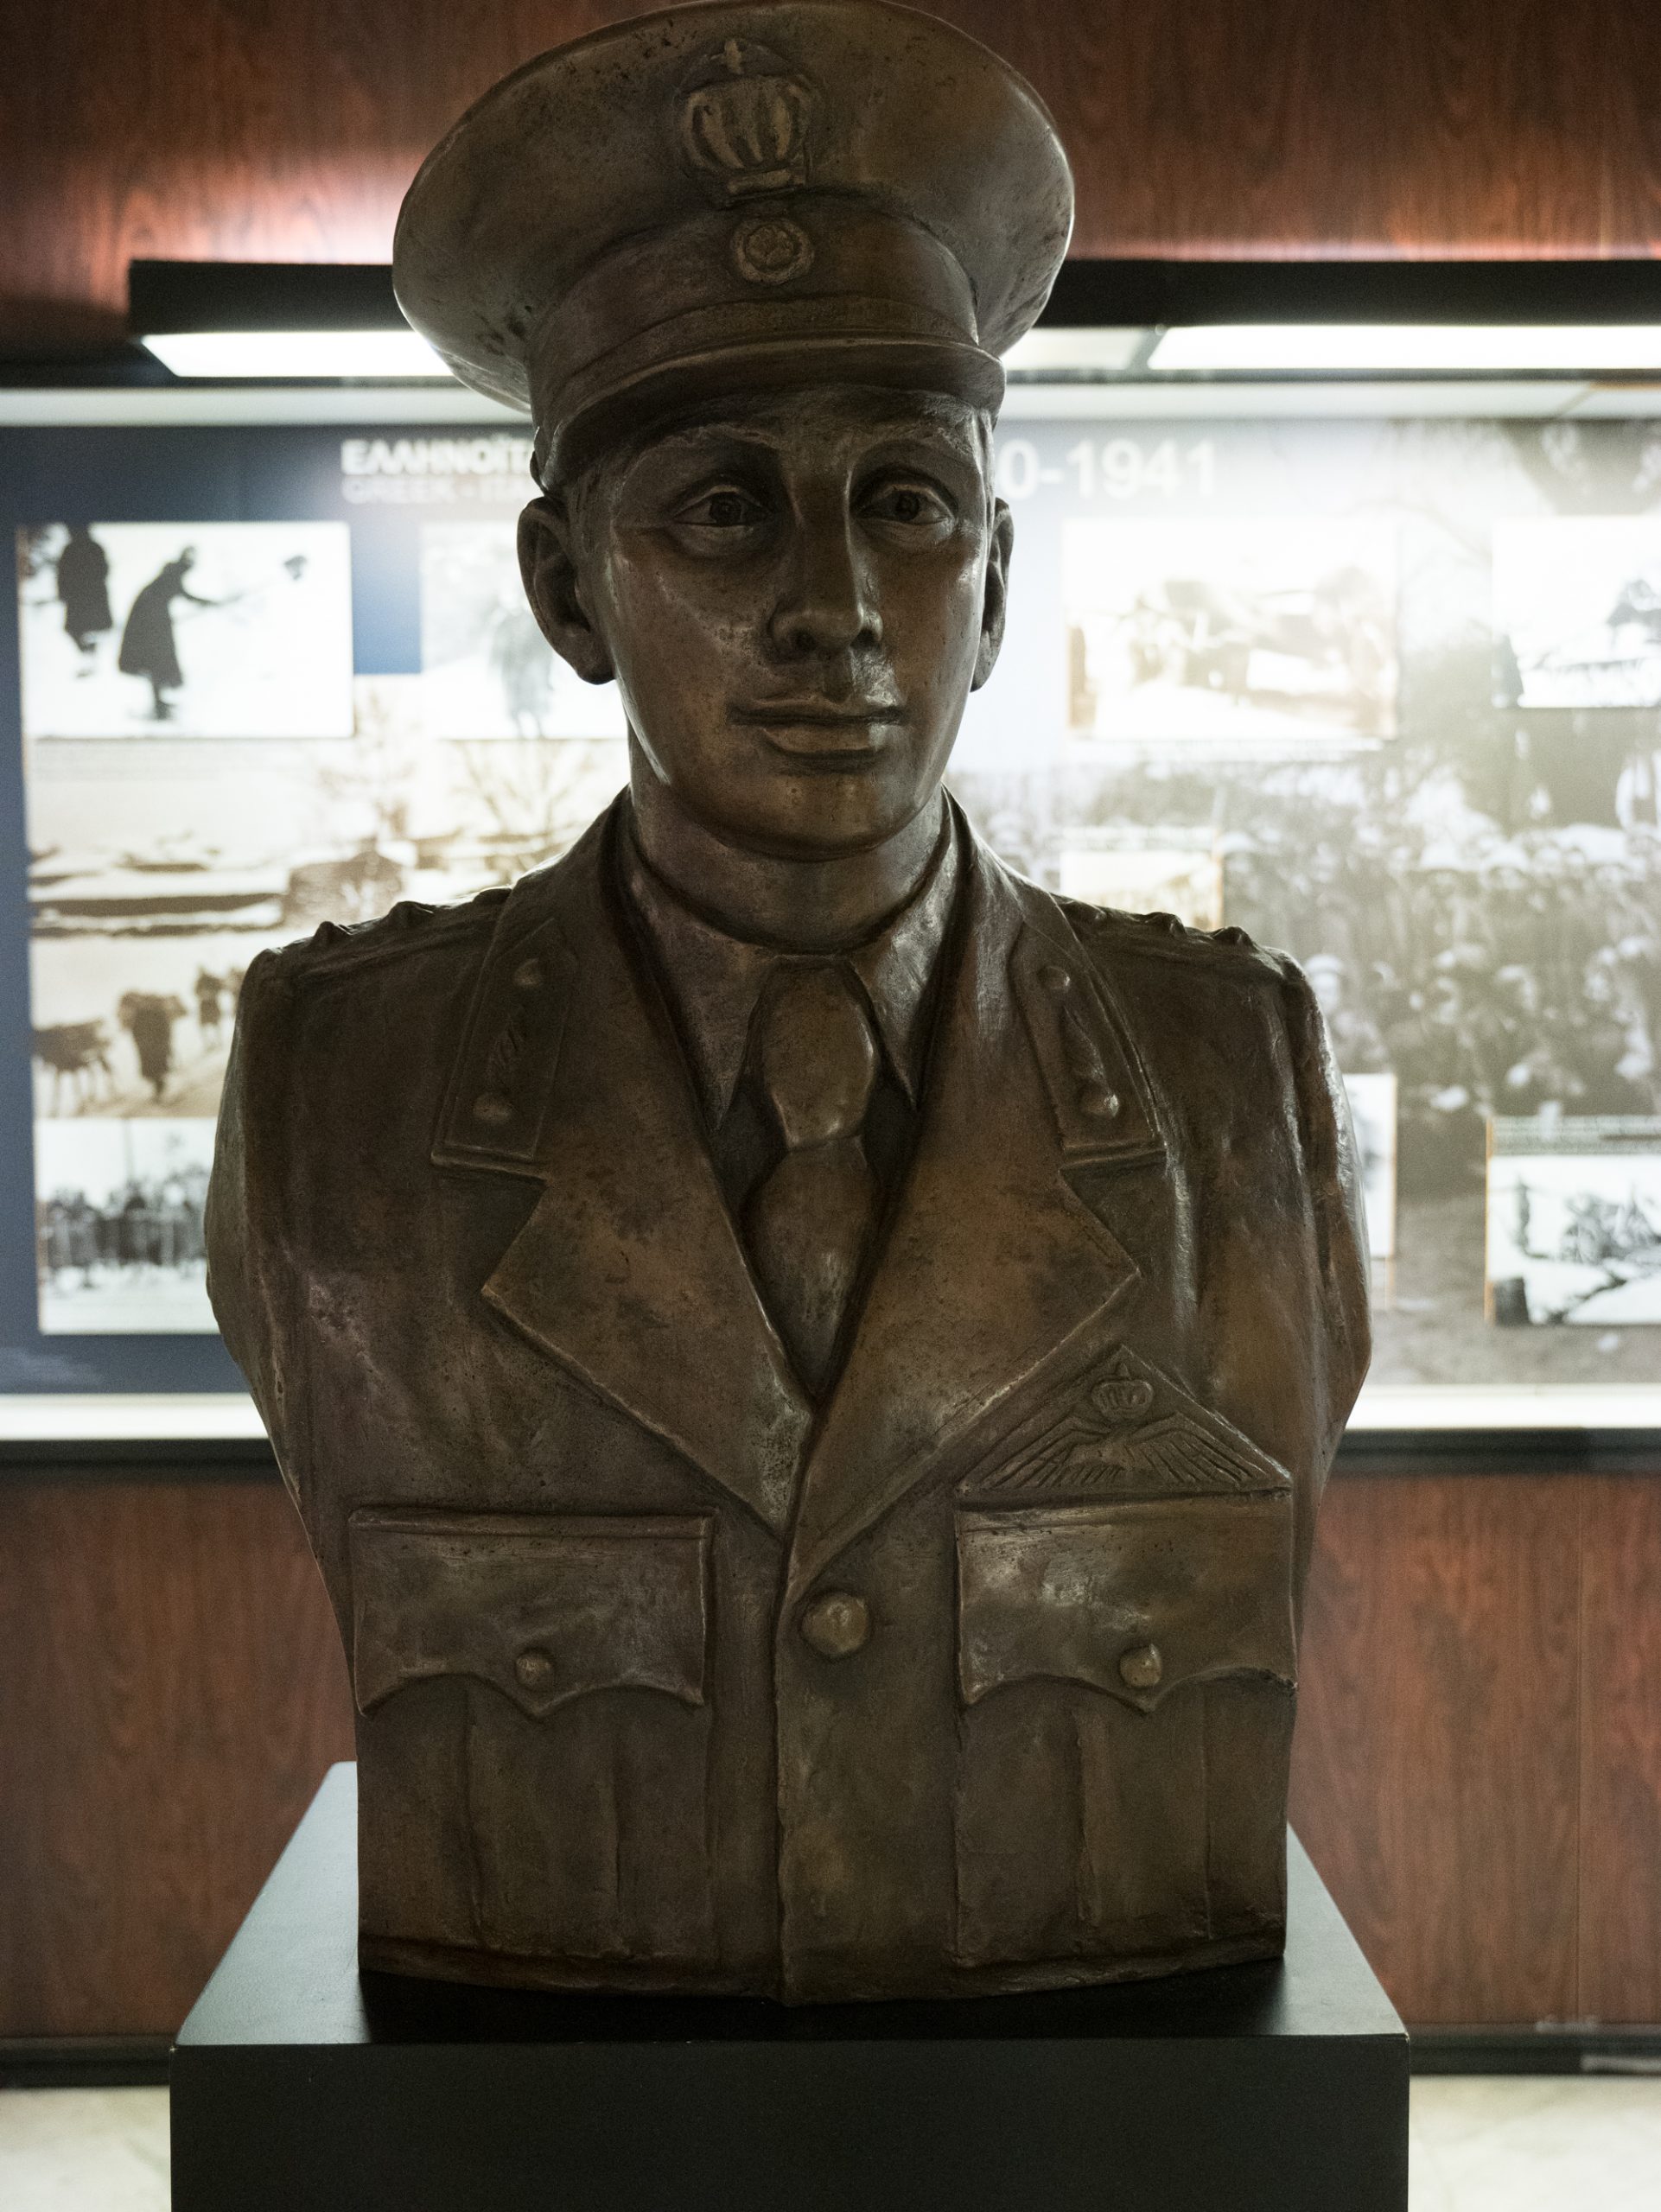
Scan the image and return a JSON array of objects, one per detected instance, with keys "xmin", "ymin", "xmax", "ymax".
[{"xmin": 393, "ymin": 0, "xmax": 1073, "ymax": 481}]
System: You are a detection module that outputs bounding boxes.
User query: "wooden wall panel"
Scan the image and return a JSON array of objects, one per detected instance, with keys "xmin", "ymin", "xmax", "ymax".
[
  {"xmin": 1578, "ymin": 1473, "xmax": 1661, "ymax": 2024},
  {"xmin": 1289, "ymin": 1472, "xmax": 1583, "ymax": 2026},
  {"xmin": 1, "ymin": 1464, "xmax": 1658, "ymax": 2034},
  {"xmin": 0, "ymin": 1474, "xmax": 353, "ymax": 2037},
  {"xmin": 5, "ymin": 0, "xmax": 1661, "ymax": 356}
]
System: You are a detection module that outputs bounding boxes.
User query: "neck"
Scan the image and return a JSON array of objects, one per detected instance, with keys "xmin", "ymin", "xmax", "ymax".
[{"xmin": 627, "ymin": 767, "xmax": 946, "ymax": 954}]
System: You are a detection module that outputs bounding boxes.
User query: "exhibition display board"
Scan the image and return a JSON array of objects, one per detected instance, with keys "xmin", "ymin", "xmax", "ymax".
[{"xmin": 4, "ymin": 399, "xmax": 1660, "ymax": 1421}]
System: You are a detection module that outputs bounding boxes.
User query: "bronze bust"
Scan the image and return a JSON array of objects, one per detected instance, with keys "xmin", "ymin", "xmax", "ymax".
[{"xmin": 207, "ymin": 0, "xmax": 1370, "ymax": 2002}]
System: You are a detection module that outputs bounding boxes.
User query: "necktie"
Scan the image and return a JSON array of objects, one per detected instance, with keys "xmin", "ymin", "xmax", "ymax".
[{"xmin": 744, "ymin": 963, "xmax": 881, "ymax": 1398}]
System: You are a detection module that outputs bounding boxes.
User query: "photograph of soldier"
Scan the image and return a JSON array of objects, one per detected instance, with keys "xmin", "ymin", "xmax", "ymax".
[
  {"xmin": 30, "ymin": 936, "xmax": 241, "ymax": 1121},
  {"xmin": 1341, "ymin": 1071, "xmax": 1399, "ymax": 1274},
  {"xmin": 33, "ymin": 1117, "xmax": 214, "ymax": 1333},
  {"xmin": 1063, "ymin": 517, "xmax": 1397, "ymax": 747},
  {"xmin": 418, "ymin": 522, "xmax": 628, "ymax": 739},
  {"xmin": 1488, "ymin": 1120, "xmax": 1661, "ymax": 1325},
  {"xmin": 16, "ymin": 521, "xmax": 355, "ymax": 738},
  {"xmin": 1494, "ymin": 516, "xmax": 1661, "ymax": 709},
  {"xmin": 116, "ymin": 546, "xmax": 221, "ymax": 721},
  {"xmin": 194, "ymin": 967, "xmax": 228, "ymax": 1048},
  {"xmin": 51, "ymin": 524, "xmax": 113, "ymax": 673},
  {"xmin": 120, "ymin": 989, "xmax": 184, "ymax": 1103}
]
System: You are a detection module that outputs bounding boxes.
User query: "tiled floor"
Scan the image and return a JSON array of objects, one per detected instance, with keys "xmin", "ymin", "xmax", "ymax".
[
  {"xmin": 1, "ymin": 2077, "xmax": 1658, "ymax": 2208},
  {"xmin": 0, "ymin": 2088, "xmax": 169, "ymax": 2212},
  {"xmin": 1408, "ymin": 2076, "xmax": 1661, "ymax": 2210}
]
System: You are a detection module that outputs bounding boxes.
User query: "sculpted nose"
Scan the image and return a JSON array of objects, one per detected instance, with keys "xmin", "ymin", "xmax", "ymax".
[{"xmin": 768, "ymin": 513, "xmax": 881, "ymax": 659}]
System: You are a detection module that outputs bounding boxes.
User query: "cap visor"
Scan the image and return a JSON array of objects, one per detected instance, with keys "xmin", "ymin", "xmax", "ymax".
[{"xmin": 543, "ymin": 332, "xmax": 1005, "ymax": 481}]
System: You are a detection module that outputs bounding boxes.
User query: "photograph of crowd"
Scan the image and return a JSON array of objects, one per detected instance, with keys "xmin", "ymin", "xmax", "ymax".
[
  {"xmin": 1487, "ymin": 1118, "xmax": 1661, "ymax": 1326},
  {"xmin": 419, "ymin": 522, "xmax": 627, "ymax": 740},
  {"xmin": 944, "ymin": 412, "xmax": 1661, "ymax": 1395},
  {"xmin": 1062, "ymin": 517, "xmax": 1397, "ymax": 748},
  {"xmin": 17, "ymin": 522, "xmax": 355, "ymax": 739},
  {"xmin": 1493, "ymin": 516, "xmax": 1661, "ymax": 711},
  {"xmin": 35, "ymin": 1119, "xmax": 214, "ymax": 1333}
]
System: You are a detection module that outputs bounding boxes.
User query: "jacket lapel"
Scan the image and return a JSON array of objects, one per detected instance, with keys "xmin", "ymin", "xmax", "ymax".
[
  {"xmin": 433, "ymin": 805, "xmax": 812, "ymax": 1537},
  {"xmin": 786, "ymin": 835, "xmax": 1168, "ymax": 1597}
]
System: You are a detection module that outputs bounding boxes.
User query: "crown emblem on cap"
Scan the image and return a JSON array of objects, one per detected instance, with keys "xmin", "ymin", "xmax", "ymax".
[{"xmin": 679, "ymin": 38, "xmax": 818, "ymax": 203}]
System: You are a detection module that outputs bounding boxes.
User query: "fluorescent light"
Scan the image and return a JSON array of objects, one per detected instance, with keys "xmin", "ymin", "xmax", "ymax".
[
  {"xmin": 141, "ymin": 328, "xmax": 452, "ymax": 380},
  {"xmin": 1148, "ymin": 322, "xmax": 1661, "ymax": 375},
  {"xmin": 1002, "ymin": 327, "xmax": 1147, "ymax": 375}
]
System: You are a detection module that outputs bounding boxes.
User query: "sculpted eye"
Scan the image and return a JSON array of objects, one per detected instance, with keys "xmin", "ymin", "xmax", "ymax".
[
  {"xmin": 675, "ymin": 486, "xmax": 762, "ymax": 529},
  {"xmin": 863, "ymin": 480, "xmax": 951, "ymax": 528}
]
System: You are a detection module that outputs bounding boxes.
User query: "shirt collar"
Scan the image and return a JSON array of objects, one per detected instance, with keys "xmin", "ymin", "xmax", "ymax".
[{"xmin": 620, "ymin": 806, "xmax": 960, "ymax": 1127}]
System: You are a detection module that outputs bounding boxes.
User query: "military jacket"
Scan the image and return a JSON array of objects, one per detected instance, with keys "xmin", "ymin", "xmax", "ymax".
[{"xmin": 207, "ymin": 796, "xmax": 1369, "ymax": 2002}]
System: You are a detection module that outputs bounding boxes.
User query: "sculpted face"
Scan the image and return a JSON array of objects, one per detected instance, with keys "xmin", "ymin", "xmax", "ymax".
[{"xmin": 519, "ymin": 386, "xmax": 1013, "ymax": 861}]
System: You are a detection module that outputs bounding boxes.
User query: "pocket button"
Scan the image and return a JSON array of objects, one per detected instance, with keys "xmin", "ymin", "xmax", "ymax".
[
  {"xmin": 1119, "ymin": 1642, "xmax": 1162, "ymax": 1690},
  {"xmin": 514, "ymin": 1645, "xmax": 557, "ymax": 1690},
  {"xmin": 801, "ymin": 1592, "xmax": 870, "ymax": 1660}
]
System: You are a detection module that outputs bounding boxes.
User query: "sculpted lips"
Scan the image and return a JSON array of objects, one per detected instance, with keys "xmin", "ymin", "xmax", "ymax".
[{"xmin": 730, "ymin": 700, "xmax": 907, "ymax": 761}]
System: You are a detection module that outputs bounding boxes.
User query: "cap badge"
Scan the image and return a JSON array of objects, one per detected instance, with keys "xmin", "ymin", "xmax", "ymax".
[
  {"xmin": 679, "ymin": 38, "xmax": 818, "ymax": 204},
  {"xmin": 730, "ymin": 212, "xmax": 814, "ymax": 287}
]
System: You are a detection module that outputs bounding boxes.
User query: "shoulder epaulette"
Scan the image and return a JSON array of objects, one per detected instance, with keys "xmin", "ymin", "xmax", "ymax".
[
  {"xmin": 278, "ymin": 884, "xmax": 512, "ymax": 983},
  {"xmin": 1063, "ymin": 897, "xmax": 1291, "ymax": 983}
]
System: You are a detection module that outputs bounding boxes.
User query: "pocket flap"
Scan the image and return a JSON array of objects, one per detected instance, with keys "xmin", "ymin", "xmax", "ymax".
[
  {"xmin": 349, "ymin": 1510, "xmax": 712, "ymax": 1720},
  {"xmin": 957, "ymin": 1496, "xmax": 1294, "ymax": 1714}
]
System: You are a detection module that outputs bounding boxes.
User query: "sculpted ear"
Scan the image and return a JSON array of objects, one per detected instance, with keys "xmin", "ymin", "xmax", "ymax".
[
  {"xmin": 518, "ymin": 496, "xmax": 614, "ymax": 684},
  {"xmin": 972, "ymin": 499, "xmax": 1014, "ymax": 690}
]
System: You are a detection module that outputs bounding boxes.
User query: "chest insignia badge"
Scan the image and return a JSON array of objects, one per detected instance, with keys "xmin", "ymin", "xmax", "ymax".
[{"xmin": 963, "ymin": 1346, "xmax": 1291, "ymax": 1502}]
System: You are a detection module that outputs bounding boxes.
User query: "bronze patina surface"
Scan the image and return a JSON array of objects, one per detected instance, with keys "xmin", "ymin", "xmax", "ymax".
[{"xmin": 207, "ymin": 0, "xmax": 1370, "ymax": 2003}]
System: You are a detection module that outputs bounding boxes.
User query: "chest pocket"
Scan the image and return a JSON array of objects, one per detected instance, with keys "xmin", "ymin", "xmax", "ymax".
[
  {"xmin": 952, "ymin": 1494, "xmax": 1295, "ymax": 1970},
  {"xmin": 349, "ymin": 1509, "xmax": 710, "ymax": 1719},
  {"xmin": 348, "ymin": 1509, "xmax": 716, "ymax": 1970},
  {"xmin": 957, "ymin": 1494, "xmax": 1295, "ymax": 1713}
]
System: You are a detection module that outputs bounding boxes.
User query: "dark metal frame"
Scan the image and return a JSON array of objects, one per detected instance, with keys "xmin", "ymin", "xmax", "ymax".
[
  {"xmin": 127, "ymin": 254, "xmax": 1661, "ymax": 340},
  {"xmin": 128, "ymin": 259, "xmax": 404, "ymax": 336},
  {"xmin": 1041, "ymin": 256, "xmax": 1661, "ymax": 332}
]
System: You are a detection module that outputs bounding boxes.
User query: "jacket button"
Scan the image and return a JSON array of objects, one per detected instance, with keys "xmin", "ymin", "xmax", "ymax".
[
  {"xmin": 1078, "ymin": 1084, "xmax": 1121, "ymax": 1119},
  {"xmin": 1119, "ymin": 1642, "xmax": 1162, "ymax": 1690},
  {"xmin": 800, "ymin": 1592, "xmax": 870, "ymax": 1659},
  {"xmin": 514, "ymin": 1646, "xmax": 556, "ymax": 1689}
]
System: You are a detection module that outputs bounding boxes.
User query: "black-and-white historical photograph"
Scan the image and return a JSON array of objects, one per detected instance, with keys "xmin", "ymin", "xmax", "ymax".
[
  {"xmin": 17, "ymin": 522, "xmax": 354, "ymax": 739},
  {"xmin": 34, "ymin": 1117, "xmax": 215, "ymax": 1334},
  {"xmin": 419, "ymin": 522, "xmax": 627, "ymax": 739},
  {"xmin": 1487, "ymin": 1117, "xmax": 1661, "ymax": 1326},
  {"xmin": 1493, "ymin": 516, "xmax": 1661, "ymax": 710},
  {"xmin": 1063, "ymin": 518, "xmax": 1397, "ymax": 747},
  {"xmin": 25, "ymin": 682, "xmax": 627, "ymax": 1124},
  {"xmin": 977, "ymin": 414, "xmax": 1661, "ymax": 1393}
]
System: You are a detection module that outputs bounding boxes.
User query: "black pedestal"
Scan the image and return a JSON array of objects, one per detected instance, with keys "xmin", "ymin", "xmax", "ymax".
[{"xmin": 172, "ymin": 1764, "xmax": 1407, "ymax": 2212}]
